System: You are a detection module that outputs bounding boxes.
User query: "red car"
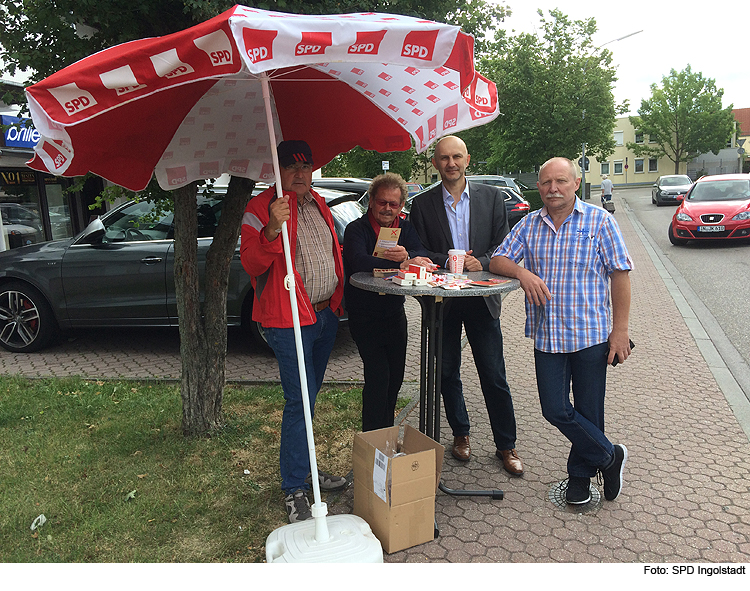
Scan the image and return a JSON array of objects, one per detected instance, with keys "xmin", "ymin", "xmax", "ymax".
[{"xmin": 668, "ymin": 173, "xmax": 750, "ymax": 245}]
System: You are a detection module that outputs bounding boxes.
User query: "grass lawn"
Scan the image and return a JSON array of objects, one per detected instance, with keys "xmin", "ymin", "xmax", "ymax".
[{"xmin": 0, "ymin": 376, "xmax": 364, "ymax": 563}]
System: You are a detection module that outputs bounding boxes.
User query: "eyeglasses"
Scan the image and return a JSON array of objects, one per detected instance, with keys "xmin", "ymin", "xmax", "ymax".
[
  {"xmin": 374, "ymin": 198, "xmax": 402, "ymax": 210},
  {"xmin": 283, "ymin": 163, "xmax": 312, "ymax": 172}
]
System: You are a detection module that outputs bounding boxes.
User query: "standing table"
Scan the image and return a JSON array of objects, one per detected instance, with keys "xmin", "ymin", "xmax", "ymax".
[{"xmin": 350, "ymin": 270, "xmax": 520, "ymax": 500}]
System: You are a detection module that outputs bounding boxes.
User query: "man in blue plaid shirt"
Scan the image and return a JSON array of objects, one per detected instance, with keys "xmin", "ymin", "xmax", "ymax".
[{"xmin": 490, "ymin": 157, "xmax": 633, "ymax": 505}]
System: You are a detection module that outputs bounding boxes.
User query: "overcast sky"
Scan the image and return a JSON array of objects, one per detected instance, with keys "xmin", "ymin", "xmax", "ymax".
[{"xmin": 497, "ymin": 0, "xmax": 747, "ymax": 115}]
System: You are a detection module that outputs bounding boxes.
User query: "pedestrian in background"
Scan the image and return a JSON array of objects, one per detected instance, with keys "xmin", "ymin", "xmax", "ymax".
[{"xmin": 601, "ymin": 174, "xmax": 614, "ymax": 207}]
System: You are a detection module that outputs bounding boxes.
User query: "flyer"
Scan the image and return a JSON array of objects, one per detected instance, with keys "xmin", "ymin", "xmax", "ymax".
[{"xmin": 372, "ymin": 226, "xmax": 401, "ymax": 258}]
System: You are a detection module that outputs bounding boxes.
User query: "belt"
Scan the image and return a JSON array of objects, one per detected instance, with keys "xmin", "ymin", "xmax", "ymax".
[{"xmin": 313, "ymin": 298, "xmax": 331, "ymax": 312}]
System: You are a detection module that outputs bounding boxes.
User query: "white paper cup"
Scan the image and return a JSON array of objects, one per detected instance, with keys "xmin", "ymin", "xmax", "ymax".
[{"xmin": 447, "ymin": 249, "xmax": 466, "ymax": 273}]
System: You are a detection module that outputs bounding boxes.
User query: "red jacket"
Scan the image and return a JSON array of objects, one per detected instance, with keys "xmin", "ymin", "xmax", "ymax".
[{"xmin": 240, "ymin": 185, "xmax": 344, "ymax": 329}]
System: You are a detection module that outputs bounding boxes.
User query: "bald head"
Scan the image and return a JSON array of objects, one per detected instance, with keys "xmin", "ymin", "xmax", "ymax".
[{"xmin": 432, "ymin": 135, "xmax": 470, "ymax": 187}]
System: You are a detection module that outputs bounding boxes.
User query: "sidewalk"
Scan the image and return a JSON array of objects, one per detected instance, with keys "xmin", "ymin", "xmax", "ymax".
[
  {"xmin": 350, "ymin": 193, "xmax": 750, "ymax": 563},
  {"xmin": 1, "ymin": 192, "xmax": 749, "ymax": 563}
]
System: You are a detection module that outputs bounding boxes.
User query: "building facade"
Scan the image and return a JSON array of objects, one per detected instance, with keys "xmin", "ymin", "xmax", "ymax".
[{"xmin": 1, "ymin": 81, "xmax": 105, "ymax": 251}]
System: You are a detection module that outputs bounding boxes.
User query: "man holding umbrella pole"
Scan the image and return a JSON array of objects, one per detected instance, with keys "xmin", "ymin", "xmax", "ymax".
[{"xmin": 241, "ymin": 140, "xmax": 347, "ymax": 523}]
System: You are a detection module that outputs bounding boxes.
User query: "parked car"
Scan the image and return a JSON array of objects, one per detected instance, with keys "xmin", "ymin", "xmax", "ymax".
[
  {"xmin": 466, "ymin": 175, "xmax": 525, "ymax": 197},
  {"xmin": 511, "ymin": 178, "xmax": 532, "ymax": 193},
  {"xmin": 0, "ymin": 184, "xmax": 360, "ymax": 353},
  {"xmin": 403, "ymin": 182, "xmax": 530, "ymax": 228},
  {"xmin": 406, "ymin": 182, "xmax": 423, "ymax": 197},
  {"xmin": 312, "ymin": 177, "xmax": 371, "ymax": 197},
  {"xmin": 668, "ymin": 173, "xmax": 750, "ymax": 246},
  {"xmin": 652, "ymin": 175, "xmax": 693, "ymax": 206},
  {"xmin": 1, "ymin": 203, "xmax": 44, "ymax": 248}
]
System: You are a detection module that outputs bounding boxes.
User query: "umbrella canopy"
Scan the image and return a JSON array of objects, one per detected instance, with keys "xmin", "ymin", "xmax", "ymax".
[{"xmin": 25, "ymin": 5, "xmax": 498, "ymax": 192}]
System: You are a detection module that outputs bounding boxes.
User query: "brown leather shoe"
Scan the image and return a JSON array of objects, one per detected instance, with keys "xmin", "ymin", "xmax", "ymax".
[
  {"xmin": 496, "ymin": 448, "xmax": 524, "ymax": 476},
  {"xmin": 452, "ymin": 435, "xmax": 471, "ymax": 461}
]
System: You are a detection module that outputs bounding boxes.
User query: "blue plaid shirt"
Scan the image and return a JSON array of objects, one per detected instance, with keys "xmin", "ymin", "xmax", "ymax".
[{"xmin": 492, "ymin": 198, "xmax": 633, "ymax": 353}]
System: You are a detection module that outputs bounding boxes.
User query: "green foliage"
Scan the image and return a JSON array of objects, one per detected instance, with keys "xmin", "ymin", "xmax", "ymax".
[
  {"xmin": 627, "ymin": 65, "xmax": 735, "ymax": 174},
  {"xmin": 476, "ymin": 9, "xmax": 620, "ymax": 172},
  {"xmin": 322, "ymin": 146, "xmax": 416, "ymax": 180}
]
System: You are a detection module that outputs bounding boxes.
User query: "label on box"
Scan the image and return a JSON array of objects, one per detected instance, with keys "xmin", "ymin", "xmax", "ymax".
[{"xmin": 372, "ymin": 448, "xmax": 389, "ymax": 503}]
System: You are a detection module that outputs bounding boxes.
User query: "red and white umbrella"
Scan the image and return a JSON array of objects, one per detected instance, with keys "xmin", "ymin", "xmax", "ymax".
[
  {"xmin": 25, "ymin": 5, "xmax": 498, "ymax": 191},
  {"xmin": 24, "ymin": 6, "xmax": 498, "ymax": 552}
]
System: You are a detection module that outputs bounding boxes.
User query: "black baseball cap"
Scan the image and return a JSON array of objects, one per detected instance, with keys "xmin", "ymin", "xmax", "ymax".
[{"xmin": 277, "ymin": 140, "xmax": 313, "ymax": 167}]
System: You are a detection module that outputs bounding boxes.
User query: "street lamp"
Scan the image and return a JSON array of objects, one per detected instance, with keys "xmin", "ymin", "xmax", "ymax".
[{"xmin": 580, "ymin": 30, "xmax": 642, "ymax": 201}]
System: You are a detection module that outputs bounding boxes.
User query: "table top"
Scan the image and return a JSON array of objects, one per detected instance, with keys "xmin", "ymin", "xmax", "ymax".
[{"xmin": 350, "ymin": 270, "xmax": 520, "ymax": 298}]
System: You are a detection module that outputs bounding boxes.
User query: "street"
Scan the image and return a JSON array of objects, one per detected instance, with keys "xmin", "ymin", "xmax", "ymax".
[{"xmin": 619, "ymin": 184, "xmax": 750, "ymax": 388}]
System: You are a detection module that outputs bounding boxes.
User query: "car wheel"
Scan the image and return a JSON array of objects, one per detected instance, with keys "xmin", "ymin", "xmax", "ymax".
[
  {"xmin": 0, "ymin": 281, "xmax": 58, "ymax": 352},
  {"xmin": 668, "ymin": 223, "xmax": 688, "ymax": 246}
]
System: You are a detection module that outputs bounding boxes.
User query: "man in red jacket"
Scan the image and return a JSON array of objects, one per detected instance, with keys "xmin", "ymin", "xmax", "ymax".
[{"xmin": 240, "ymin": 140, "xmax": 347, "ymax": 523}]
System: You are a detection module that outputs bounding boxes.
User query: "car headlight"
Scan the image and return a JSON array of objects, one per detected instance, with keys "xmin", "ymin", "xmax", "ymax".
[
  {"xmin": 676, "ymin": 213, "xmax": 693, "ymax": 222},
  {"xmin": 731, "ymin": 211, "xmax": 750, "ymax": 221}
]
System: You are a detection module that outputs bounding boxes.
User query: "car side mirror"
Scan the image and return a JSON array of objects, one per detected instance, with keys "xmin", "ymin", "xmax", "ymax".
[{"xmin": 76, "ymin": 217, "xmax": 106, "ymax": 244}]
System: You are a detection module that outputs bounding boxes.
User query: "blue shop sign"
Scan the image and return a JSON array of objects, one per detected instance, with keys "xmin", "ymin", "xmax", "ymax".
[{"xmin": 2, "ymin": 115, "xmax": 41, "ymax": 148}]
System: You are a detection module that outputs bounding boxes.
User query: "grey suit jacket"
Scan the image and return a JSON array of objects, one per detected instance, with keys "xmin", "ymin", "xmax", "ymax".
[{"xmin": 409, "ymin": 181, "xmax": 510, "ymax": 318}]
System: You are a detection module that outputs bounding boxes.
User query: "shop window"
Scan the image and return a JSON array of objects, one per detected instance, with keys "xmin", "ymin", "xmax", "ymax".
[
  {"xmin": 46, "ymin": 184, "xmax": 75, "ymax": 240},
  {"xmin": 0, "ymin": 172, "xmax": 43, "ymax": 250}
]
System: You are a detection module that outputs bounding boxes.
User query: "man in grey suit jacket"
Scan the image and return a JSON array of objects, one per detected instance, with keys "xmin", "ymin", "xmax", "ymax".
[{"xmin": 410, "ymin": 135, "xmax": 523, "ymax": 475}]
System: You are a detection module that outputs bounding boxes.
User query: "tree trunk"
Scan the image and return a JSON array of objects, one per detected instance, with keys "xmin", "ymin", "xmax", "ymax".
[{"xmin": 172, "ymin": 177, "xmax": 254, "ymax": 437}]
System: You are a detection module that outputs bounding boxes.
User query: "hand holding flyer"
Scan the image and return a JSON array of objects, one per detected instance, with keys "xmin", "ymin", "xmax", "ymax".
[{"xmin": 373, "ymin": 227, "xmax": 402, "ymax": 258}]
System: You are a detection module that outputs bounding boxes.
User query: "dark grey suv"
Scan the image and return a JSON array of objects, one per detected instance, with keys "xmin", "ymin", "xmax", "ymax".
[{"xmin": 0, "ymin": 185, "xmax": 361, "ymax": 353}]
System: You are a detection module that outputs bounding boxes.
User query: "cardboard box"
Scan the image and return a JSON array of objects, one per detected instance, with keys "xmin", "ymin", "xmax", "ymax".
[{"xmin": 352, "ymin": 425, "xmax": 444, "ymax": 553}]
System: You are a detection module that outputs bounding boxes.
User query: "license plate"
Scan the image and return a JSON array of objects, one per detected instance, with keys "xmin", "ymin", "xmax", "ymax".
[{"xmin": 697, "ymin": 225, "xmax": 725, "ymax": 232}]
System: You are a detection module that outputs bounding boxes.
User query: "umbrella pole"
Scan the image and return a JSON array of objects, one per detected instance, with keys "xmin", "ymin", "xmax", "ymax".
[{"xmin": 261, "ymin": 73, "xmax": 329, "ymax": 542}]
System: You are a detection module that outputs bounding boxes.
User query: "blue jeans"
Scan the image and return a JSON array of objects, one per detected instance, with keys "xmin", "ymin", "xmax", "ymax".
[
  {"xmin": 264, "ymin": 307, "xmax": 339, "ymax": 494},
  {"xmin": 441, "ymin": 298, "xmax": 517, "ymax": 450},
  {"xmin": 534, "ymin": 343, "xmax": 615, "ymax": 478}
]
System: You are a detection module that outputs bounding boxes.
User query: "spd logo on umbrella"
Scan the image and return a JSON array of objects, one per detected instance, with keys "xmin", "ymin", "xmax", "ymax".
[
  {"xmin": 243, "ymin": 28, "xmax": 277, "ymax": 63},
  {"xmin": 401, "ymin": 30, "xmax": 438, "ymax": 61},
  {"xmin": 348, "ymin": 30, "xmax": 387, "ymax": 55},
  {"xmin": 48, "ymin": 83, "xmax": 98, "ymax": 116},
  {"xmin": 296, "ymin": 31, "xmax": 332, "ymax": 56}
]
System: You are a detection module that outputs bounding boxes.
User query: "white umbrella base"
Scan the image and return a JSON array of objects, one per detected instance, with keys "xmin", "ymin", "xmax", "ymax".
[{"xmin": 265, "ymin": 514, "xmax": 383, "ymax": 563}]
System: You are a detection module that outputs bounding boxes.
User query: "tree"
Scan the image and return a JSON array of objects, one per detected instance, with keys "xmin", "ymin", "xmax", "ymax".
[
  {"xmin": 627, "ymin": 65, "xmax": 735, "ymax": 174},
  {"xmin": 322, "ymin": 146, "xmax": 415, "ymax": 180},
  {"xmin": 0, "ymin": 0, "xmax": 507, "ymax": 437},
  {"xmin": 477, "ymin": 9, "xmax": 622, "ymax": 172}
]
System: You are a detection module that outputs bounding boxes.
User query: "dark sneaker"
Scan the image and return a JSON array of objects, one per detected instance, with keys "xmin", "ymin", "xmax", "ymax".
[
  {"xmin": 305, "ymin": 470, "xmax": 348, "ymax": 491},
  {"xmin": 601, "ymin": 444, "xmax": 628, "ymax": 501},
  {"xmin": 284, "ymin": 489, "xmax": 312, "ymax": 523},
  {"xmin": 565, "ymin": 476, "xmax": 591, "ymax": 505}
]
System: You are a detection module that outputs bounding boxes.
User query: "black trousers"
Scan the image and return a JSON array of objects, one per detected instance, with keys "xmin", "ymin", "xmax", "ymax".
[{"xmin": 348, "ymin": 308, "xmax": 408, "ymax": 432}]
